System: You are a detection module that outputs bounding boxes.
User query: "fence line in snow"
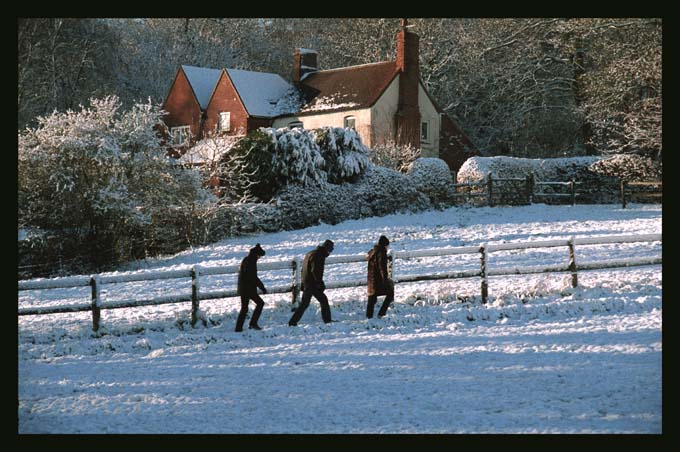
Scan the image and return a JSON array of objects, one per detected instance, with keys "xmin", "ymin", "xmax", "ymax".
[
  {"xmin": 18, "ymin": 233, "xmax": 662, "ymax": 331},
  {"xmin": 453, "ymin": 172, "xmax": 661, "ymax": 207},
  {"xmin": 620, "ymin": 180, "xmax": 662, "ymax": 209}
]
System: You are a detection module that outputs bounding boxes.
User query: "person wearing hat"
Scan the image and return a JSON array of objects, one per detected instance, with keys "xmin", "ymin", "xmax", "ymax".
[
  {"xmin": 289, "ymin": 240, "xmax": 335, "ymax": 326},
  {"xmin": 366, "ymin": 235, "xmax": 394, "ymax": 318},
  {"xmin": 235, "ymin": 243, "xmax": 268, "ymax": 332}
]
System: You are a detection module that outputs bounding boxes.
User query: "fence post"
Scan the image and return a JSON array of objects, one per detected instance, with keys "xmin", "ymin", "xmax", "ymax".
[
  {"xmin": 480, "ymin": 244, "xmax": 488, "ymax": 304},
  {"xmin": 190, "ymin": 266, "xmax": 203, "ymax": 327},
  {"xmin": 570, "ymin": 179, "xmax": 576, "ymax": 206},
  {"xmin": 90, "ymin": 275, "xmax": 101, "ymax": 332},
  {"xmin": 388, "ymin": 249, "xmax": 398, "ymax": 282},
  {"xmin": 567, "ymin": 237, "xmax": 578, "ymax": 288},
  {"xmin": 525, "ymin": 173, "xmax": 534, "ymax": 204},
  {"xmin": 621, "ymin": 178, "xmax": 627, "ymax": 209},
  {"xmin": 291, "ymin": 258, "xmax": 300, "ymax": 312},
  {"xmin": 487, "ymin": 172, "xmax": 494, "ymax": 207}
]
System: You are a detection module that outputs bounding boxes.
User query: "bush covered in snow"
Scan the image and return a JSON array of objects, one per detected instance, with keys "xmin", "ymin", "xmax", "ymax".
[
  {"xmin": 274, "ymin": 166, "xmax": 431, "ymax": 229},
  {"xmin": 588, "ymin": 154, "xmax": 662, "ymax": 182},
  {"xmin": 457, "ymin": 155, "xmax": 622, "ymax": 204},
  {"xmin": 312, "ymin": 127, "xmax": 370, "ymax": 183},
  {"xmin": 406, "ymin": 158, "xmax": 453, "ymax": 204},
  {"xmin": 218, "ymin": 127, "xmax": 370, "ymax": 203},
  {"xmin": 265, "ymin": 127, "xmax": 327, "ymax": 187},
  {"xmin": 368, "ymin": 140, "xmax": 420, "ymax": 173},
  {"xmin": 219, "ymin": 129, "xmax": 278, "ymax": 202},
  {"xmin": 228, "ymin": 203, "xmax": 283, "ymax": 234},
  {"xmin": 18, "ymin": 96, "xmax": 214, "ymax": 277}
]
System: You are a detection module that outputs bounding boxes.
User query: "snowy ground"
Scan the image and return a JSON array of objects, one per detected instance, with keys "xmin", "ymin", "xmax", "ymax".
[{"xmin": 18, "ymin": 204, "xmax": 662, "ymax": 433}]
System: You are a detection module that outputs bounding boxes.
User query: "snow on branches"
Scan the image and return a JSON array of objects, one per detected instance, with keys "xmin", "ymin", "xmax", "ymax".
[
  {"xmin": 588, "ymin": 154, "xmax": 661, "ymax": 182},
  {"xmin": 406, "ymin": 158, "xmax": 453, "ymax": 203},
  {"xmin": 18, "ymin": 96, "xmax": 212, "ymax": 276}
]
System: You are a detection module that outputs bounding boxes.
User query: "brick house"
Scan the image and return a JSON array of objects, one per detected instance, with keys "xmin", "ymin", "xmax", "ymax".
[{"xmin": 162, "ymin": 19, "xmax": 477, "ymax": 171}]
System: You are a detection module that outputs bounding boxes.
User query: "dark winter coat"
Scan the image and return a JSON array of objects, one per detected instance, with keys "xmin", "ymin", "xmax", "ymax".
[
  {"xmin": 301, "ymin": 246, "xmax": 329, "ymax": 291},
  {"xmin": 367, "ymin": 244, "xmax": 390, "ymax": 296},
  {"xmin": 237, "ymin": 252, "xmax": 265, "ymax": 297}
]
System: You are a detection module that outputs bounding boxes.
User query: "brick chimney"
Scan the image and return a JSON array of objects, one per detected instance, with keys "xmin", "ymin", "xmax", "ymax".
[
  {"xmin": 293, "ymin": 48, "xmax": 318, "ymax": 83},
  {"xmin": 395, "ymin": 19, "xmax": 421, "ymax": 149}
]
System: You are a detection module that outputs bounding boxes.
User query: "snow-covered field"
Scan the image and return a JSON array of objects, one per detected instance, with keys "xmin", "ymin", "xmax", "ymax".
[{"xmin": 18, "ymin": 204, "xmax": 662, "ymax": 433}]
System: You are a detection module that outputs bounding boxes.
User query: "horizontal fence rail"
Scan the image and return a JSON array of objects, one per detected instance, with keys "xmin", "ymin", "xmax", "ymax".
[
  {"xmin": 621, "ymin": 180, "xmax": 663, "ymax": 209},
  {"xmin": 451, "ymin": 172, "xmax": 661, "ymax": 207},
  {"xmin": 18, "ymin": 233, "xmax": 661, "ymax": 331}
]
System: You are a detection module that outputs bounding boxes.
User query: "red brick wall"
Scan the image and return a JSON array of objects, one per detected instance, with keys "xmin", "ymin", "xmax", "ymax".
[
  {"xmin": 395, "ymin": 29, "xmax": 421, "ymax": 149},
  {"xmin": 439, "ymin": 114, "xmax": 479, "ymax": 171},
  {"xmin": 204, "ymin": 71, "xmax": 249, "ymax": 137},
  {"xmin": 162, "ymin": 68, "xmax": 203, "ymax": 141}
]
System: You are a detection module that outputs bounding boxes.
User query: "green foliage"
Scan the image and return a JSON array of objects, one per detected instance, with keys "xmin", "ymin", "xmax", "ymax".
[
  {"xmin": 219, "ymin": 129, "xmax": 277, "ymax": 202},
  {"xmin": 218, "ymin": 127, "xmax": 369, "ymax": 202}
]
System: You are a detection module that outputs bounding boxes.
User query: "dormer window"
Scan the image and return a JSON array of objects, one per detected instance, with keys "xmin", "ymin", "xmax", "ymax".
[
  {"xmin": 218, "ymin": 112, "xmax": 231, "ymax": 132},
  {"xmin": 344, "ymin": 116, "xmax": 356, "ymax": 130}
]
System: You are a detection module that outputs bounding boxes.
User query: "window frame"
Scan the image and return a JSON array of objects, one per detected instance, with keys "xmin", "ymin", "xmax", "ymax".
[
  {"xmin": 218, "ymin": 112, "xmax": 231, "ymax": 132},
  {"xmin": 344, "ymin": 115, "xmax": 356, "ymax": 130},
  {"xmin": 421, "ymin": 121, "xmax": 430, "ymax": 143},
  {"xmin": 170, "ymin": 125, "xmax": 191, "ymax": 147},
  {"xmin": 288, "ymin": 121, "xmax": 304, "ymax": 129}
]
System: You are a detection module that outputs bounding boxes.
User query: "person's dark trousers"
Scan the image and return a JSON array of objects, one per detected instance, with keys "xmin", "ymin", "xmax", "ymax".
[
  {"xmin": 367, "ymin": 287, "xmax": 394, "ymax": 318},
  {"xmin": 235, "ymin": 294, "xmax": 265, "ymax": 331},
  {"xmin": 289, "ymin": 286, "xmax": 332, "ymax": 324}
]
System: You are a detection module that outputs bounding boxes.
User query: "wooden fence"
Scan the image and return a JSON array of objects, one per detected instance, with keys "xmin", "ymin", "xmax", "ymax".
[
  {"xmin": 621, "ymin": 180, "xmax": 662, "ymax": 208},
  {"xmin": 452, "ymin": 172, "xmax": 660, "ymax": 207},
  {"xmin": 18, "ymin": 234, "xmax": 661, "ymax": 332}
]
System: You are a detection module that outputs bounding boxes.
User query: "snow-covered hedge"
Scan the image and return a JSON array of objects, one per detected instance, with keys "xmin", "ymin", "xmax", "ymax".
[
  {"xmin": 458, "ymin": 156, "xmax": 603, "ymax": 182},
  {"xmin": 457, "ymin": 156, "xmax": 622, "ymax": 204},
  {"xmin": 274, "ymin": 166, "xmax": 431, "ymax": 230},
  {"xmin": 219, "ymin": 127, "xmax": 370, "ymax": 202},
  {"xmin": 588, "ymin": 154, "xmax": 662, "ymax": 182},
  {"xmin": 406, "ymin": 158, "xmax": 452, "ymax": 203},
  {"xmin": 265, "ymin": 127, "xmax": 327, "ymax": 186},
  {"xmin": 312, "ymin": 127, "xmax": 371, "ymax": 183},
  {"xmin": 18, "ymin": 96, "xmax": 213, "ymax": 277},
  {"xmin": 228, "ymin": 203, "xmax": 282, "ymax": 234}
]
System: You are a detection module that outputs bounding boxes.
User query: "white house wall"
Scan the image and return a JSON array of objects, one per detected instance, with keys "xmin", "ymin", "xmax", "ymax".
[
  {"xmin": 370, "ymin": 76, "xmax": 400, "ymax": 147},
  {"xmin": 272, "ymin": 109, "xmax": 373, "ymax": 146},
  {"xmin": 371, "ymin": 75, "xmax": 441, "ymax": 157},
  {"xmin": 273, "ymin": 75, "xmax": 441, "ymax": 156},
  {"xmin": 418, "ymin": 83, "xmax": 440, "ymax": 158}
]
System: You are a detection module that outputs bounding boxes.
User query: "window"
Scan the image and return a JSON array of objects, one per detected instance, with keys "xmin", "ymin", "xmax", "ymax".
[
  {"xmin": 218, "ymin": 112, "xmax": 231, "ymax": 132},
  {"xmin": 288, "ymin": 121, "xmax": 303, "ymax": 129},
  {"xmin": 421, "ymin": 121, "xmax": 430, "ymax": 142},
  {"xmin": 170, "ymin": 126, "xmax": 191, "ymax": 147},
  {"xmin": 344, "ymin": 116, "xmax": 356, "ymax": 130}
]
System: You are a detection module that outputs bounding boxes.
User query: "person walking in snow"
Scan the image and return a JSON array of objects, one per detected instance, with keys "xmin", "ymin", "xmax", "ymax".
[
  {"xmin": 289, "ymin": 240, "xmax": 336, "ymax": 326},
  {"xmin": 366, "ymin": 235, "xmax": 394, "ymax": 318},
  {"xmin": 235, "ymin": 243, "xmax": 268, "ymax": 332}
]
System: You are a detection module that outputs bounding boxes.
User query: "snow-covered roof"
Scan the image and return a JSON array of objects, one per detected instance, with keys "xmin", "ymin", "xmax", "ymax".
[
  {"xmin": 181, "ymin": 65, "xmax": 299, "ymax": 118},
  {"xmin": 226, "ymin": 68, "xmax": 295, "ymax": 118},
  {"xmin": 294, "ymin": 61, "xmax": 398, "ymax": 116},
  {"xmin": 181, "ymin": 65, "xmax": 222, "ymax": 110}
]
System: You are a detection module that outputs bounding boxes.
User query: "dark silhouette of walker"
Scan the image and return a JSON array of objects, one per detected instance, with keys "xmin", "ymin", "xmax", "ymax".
[
  {"xmin": 235, "ymin": 244, "xmax": 268, "ymax": 332},
  {"xmin": 366, "ymin": 235, "xmax": 395, "ymax": 318},
  {"xmin": 288, "ymin": 240, "xmax": 336, "ymax": 326}
]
